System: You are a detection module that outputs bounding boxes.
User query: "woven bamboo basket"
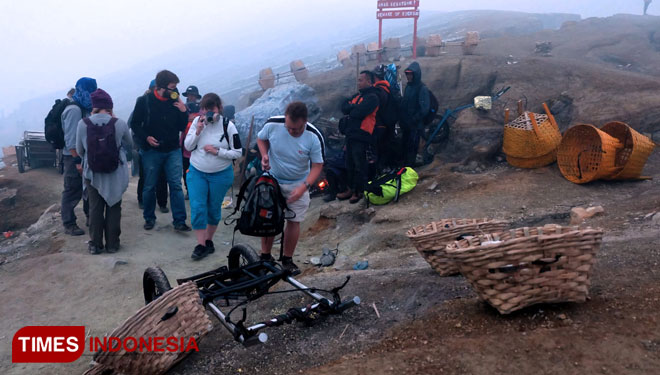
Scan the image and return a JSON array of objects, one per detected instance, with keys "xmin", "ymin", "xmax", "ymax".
[
  {"xmin": 557, "ymin": 124, "xmax": 623, "ymax": 183},
  {"xmin": 445, "ymin": 225, "xmax": 603, "ymax": 314},
  {"xmin": 506, "ymin": 150, "xmax": 557, "ymax": 169},
  {"xmin": 503, "ymin": 103, "xmax": 562, "ymax": 160},
  {"xmin": 406, "ymin": 218, "xmax": 509, "ymax": 276},
  {"xmin": 84, "ymin": 281, "xmax": 213, "ymax": 375},
  {"xmin": 600, "ymin": 121, "xmax": 656, "ymax": 180}
]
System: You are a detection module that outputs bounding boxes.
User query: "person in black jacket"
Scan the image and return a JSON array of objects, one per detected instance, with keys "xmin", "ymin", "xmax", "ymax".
[
  {"xmin": 130, "ymin": 70, "xmax": 191, "ymax": 231},
  {"xmin": 338, "ymin": 71, "xmax": 380, "ymax": 204},
  {"xmin": 399, "ymin": 62, "xmax": 430, "ymax": 167}
]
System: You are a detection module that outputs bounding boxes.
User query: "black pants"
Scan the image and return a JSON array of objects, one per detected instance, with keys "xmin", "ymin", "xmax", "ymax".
[
  {"xmin": 400, "ymin": 123, "xmax": 421, "ymax": 167},
  {"xmin": 86, "ymin": 180, "xmax": 121, "ymax": 249},
  {"xmin": 346, "ymin": 139, "xmax": 369, "ymax": 194},
  {"xmin": 137, "ymin": 157, "xmax": 168, "ymax": 207},
  {"xmin": 182, "ymin": 155, "xmax": 190, "ymax": 192},
  {"xmin": 61, "ymin": 155, "xmax": 89, "ymax": 227},
  {"xmin": 375, "ymin": 125, "xmax": 396, "ymax": 172}
]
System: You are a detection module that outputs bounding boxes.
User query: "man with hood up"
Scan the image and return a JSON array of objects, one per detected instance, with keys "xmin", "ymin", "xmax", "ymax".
[
  {"xmin": 61, "ymin": 77, "xmax": 96, "ymax": 236},
  {"xmin": 399, "ymin": 62, "xmax": 430, "ymax": 167}
]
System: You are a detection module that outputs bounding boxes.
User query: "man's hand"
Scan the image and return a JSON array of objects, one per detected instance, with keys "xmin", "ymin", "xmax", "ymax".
[
  {"xmin": 203, "ymin": 145, "xmax": 218, "ymax": 155},
  {"xmin": 173, "ymin": 99, "xmax": 187, "ymax": 112},
  {"xmin": 146, "ymin": 136, "xmax": 160, "ymax": 147},
  {"xmin": 287, "ymin": 184, "xmax": 307, "ymax": 204},
  {"xmin": 261, "ymin": 155, "xmax": 270, "ymax": 171},
  {"xmin": 75, "ymin": 164, "xmax": 82, "ymax": 174}
]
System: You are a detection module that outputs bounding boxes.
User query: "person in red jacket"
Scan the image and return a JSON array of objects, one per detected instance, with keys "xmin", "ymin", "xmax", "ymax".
[{"xmin": 338, "ymin": 71, "xmax": 380, "ymax": 204}]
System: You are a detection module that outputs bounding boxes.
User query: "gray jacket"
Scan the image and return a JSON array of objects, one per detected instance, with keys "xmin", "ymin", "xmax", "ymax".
[
  {"xmin": 62, "ymin": 104, "xmax": 84, "ymax": 156},
  {"xmin": 76, "ymin": 113, "xmax": 132, "ymax": 206}
]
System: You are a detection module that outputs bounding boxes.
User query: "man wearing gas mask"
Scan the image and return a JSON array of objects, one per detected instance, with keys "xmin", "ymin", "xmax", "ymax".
[{"xmin": 130, "ymin": 70, "xmax": 191, "ymax": 231}]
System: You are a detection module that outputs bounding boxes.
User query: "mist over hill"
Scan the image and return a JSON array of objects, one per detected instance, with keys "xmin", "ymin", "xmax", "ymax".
[{"xmin": 0, "ymin": 10, "xmax": 579, "ymax": 148}]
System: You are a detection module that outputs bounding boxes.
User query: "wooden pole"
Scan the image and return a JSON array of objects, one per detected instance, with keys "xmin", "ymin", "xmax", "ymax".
[
  {"xmin": 517, "ymin": 100, "xmax": 524, "ymax": 116},
  {"xmin": 239, "ymin": 116, "xmax": 255, "ymax": 186},
  {"xmin": 356, "ymin": 52, "xmax": 360, "ymax": 91}
]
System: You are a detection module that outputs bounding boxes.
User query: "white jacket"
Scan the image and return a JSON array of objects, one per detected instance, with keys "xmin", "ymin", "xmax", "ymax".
[{"xmin": 184, "ymin": 115, "xmax": 242, "ymax": 173}]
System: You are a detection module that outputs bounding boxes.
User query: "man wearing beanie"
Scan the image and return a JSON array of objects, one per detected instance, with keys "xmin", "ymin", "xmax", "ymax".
[
  {"xmin": 76, "ymin": 89, "xmax": 132, "ymax": 254},
  {"xmin": 61, "ymin": 77, "xmax": 96, "ymax": 236},
  {"xmin": 130, "ymin": 70, "xmax": 191, "ymax": 231}
]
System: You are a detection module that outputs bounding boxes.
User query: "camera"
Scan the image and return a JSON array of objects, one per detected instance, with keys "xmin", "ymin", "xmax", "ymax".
[{"xmin": 168, "ymin": 88, "xmax": 180, "ymax": 101}]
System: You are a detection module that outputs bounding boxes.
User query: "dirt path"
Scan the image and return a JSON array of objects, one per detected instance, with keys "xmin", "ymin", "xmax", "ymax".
[{"xmin": 1, "ymin": 152, "xmax": 659, "ymax": 375}]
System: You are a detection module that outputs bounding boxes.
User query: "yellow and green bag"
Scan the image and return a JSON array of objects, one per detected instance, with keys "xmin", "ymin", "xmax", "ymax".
[{"xmin": 364, "ymin": 167, "xmax": 418, "ymax": 205}]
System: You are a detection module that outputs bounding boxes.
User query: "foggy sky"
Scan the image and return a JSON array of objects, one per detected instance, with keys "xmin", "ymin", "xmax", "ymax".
[{"xmin": 0, "ymin": 0, "xmax": 651, "ymax": 117}]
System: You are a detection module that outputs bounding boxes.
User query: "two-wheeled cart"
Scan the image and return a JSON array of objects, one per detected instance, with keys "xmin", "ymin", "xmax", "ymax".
[{"xmin": 143, "ymin": 244, "xmax": 360, "ymax": 347}]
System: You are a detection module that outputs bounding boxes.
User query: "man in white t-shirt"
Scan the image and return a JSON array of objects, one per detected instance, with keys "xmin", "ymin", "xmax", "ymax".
[{"xmin": 256, "ymin": 102, "xmax": 324, "ymax": 273}]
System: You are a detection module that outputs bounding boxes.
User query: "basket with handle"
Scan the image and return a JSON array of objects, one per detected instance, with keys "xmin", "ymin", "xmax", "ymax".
[
  {"xmin": 445, "ymin": 225, "xmax": 603, "ymax": 314},
  {"xmin": 505, "ymin": 150, "xmax": 557, "ymax": 169},
  {"xmin": 84, "ymin": 281, "xmax": 213, "ymax": 375},
  {"xmin": 556, "ymin": 124, "xmax": 623, "ymax": 183},
  {"xmin": 600, "ymin": 121, "xmax": 656, "ymax": 180},
  {"xmin": 406, "ymin": 218, "xmax": 509, "ymax": 276},
  {"xmin": 503, "ymin": 103, "xmax": 562, "ymax": 165}
]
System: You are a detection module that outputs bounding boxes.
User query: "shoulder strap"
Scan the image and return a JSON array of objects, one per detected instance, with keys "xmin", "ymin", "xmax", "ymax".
[
  {"xmin": 143, "ymin": 94, "xmax": 151, "ymax": 126},
  {"xmin": 220, "ymin": 116, "xmax": 230, "ymax": 147},
  {"xmin": 82, "ymin": 118, "xmax": 93, "ymax": 127}
]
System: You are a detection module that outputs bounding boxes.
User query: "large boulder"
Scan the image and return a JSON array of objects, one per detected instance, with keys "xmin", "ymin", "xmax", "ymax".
[{"xmin": 234, "ymin": 83, "xmax": 321, "ymax": 147}]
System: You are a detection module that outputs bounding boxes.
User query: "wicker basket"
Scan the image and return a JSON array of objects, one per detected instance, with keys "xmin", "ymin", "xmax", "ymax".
[
  {"xmin": 407, "ymin": 218, "xmax": 509, "ymax": 276},
  {"xmin": 503, "ymin": 103, "xmax": 562, "ymax": 160},
  {"xmin": 600, "ymin": 121, "xmax": 656, "ymax": 180},
  {"xmin": 445, "ymin": 225, "xmax": 604, "ymax": 314},
  {"xmin": 506, "ymin": 150, "xmax": 557, "ymax": 169},
  {"xmin": 84, "ymin": 282, "xmax": 213, "ymax": 375},
  {"xmin": 557, "ymin": 124, "xmax": 623, "ymax": 183}
]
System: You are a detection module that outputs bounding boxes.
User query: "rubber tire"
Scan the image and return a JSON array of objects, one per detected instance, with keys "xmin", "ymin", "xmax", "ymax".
[
  {"xmin": 143, "ymin": 267, "xmax": 172, "ymax": 305},
  {"xmin": 227, "ymin": 244, "xmax": 260, "ymax": 271},
  {"xmin": 16, "ymin": 146, "xmax": 25, "ymax": 173}
]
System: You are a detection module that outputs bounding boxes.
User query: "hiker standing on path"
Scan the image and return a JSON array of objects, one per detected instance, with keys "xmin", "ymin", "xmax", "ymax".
[
  {"xmin": 76, "ymin": 89, "xmax": 132, "ymax": 254},
  {"xmin": 130, "ymin": 70, "xmax": 191, "ymax": 232},
  {"xmin": 373, "ymin": 64, "xmax": 400, "ymax": 173},
  {"xmin": 184, "ymin": 93, "xmax": 242, "ymax": 260},
  {"xmin": 61, "ymin": 77, "xmax": 96, "ymax": 236},
  {"xmin": 399, "ymin": 61, "xmax": 430, "ymax": 167},
  {"xmin": 131, "ymin": 80, "xmax": 169, "ymax": 212},
  {"xmin": 338, "ymin": 70, "xmax": 380, "ymax": 204},
  {"xmin": 257, "ymin": 102, "xmax": 324, "ymax": 273}
]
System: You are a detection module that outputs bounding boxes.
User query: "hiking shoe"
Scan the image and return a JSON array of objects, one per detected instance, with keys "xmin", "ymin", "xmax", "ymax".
[
  {"xmin": 106, "ymin": 244, "xmax": 120, "ymax": 253},
  {"xmin": 336, "ymin": 190, "xmax": 352, "ymax": 200},
  {"xmin": 349, "ymin": 195, "xmax": 363, "ymax": 204},
  {"xmin": 65, "ymin": 225, "xmax": 85, "ymax": 236},
  {"xmin": 174, "ymin": 223, "xmax": 192, "ymax": 232},
  {"xmin": 281, "ymin": 257, "xmax": 301, "ymax": 275},
  {"xmin": 88, "ymin": 242, "xmax": 102, "ymax": 255},
  {"xmin": 144, "ymin": 220, "xmax": 155, "ymax": 230},
  {"xmin": 260, "ymin": 253, "xmax": 275, "ymax": 262},
  {"xmin": 322, "ymin": 193, "xmax": 336, "ymax": 202},
  {"xmin": 159, "ymin": 205, "xmax": 170, "ymax": 213},
  {"xmin": 191, "ymin": 244, "xmax": 210, "ymax": 260},
  {"xmin": 205, "ymin": 240, "xmax": 215, "ymax": 254}
]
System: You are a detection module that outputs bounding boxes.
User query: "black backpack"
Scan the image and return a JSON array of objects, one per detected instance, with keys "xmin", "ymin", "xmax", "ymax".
[
  {"xmin": 83, "ymin": 118, "xmax": 120, "ymax": 173},
  {"xmin": 227, "ymin": 173, "xmax": 293, "ymax": 237},
  {"xmin": 44, "ymin": 99, "xmax": 81, "ymax": 149},
  {"xmin": 375, "ymin": 83, "xmax": 401, "ymax": 129},
  {"xmin": 422, "ymin": 90, "xmax": 439, "ymax": 125}
]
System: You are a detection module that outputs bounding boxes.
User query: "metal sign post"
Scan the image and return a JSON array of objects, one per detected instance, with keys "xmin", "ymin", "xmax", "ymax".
[{"xmin": 377, "ymin": 0, "xmax": 420, "ymax": 59}]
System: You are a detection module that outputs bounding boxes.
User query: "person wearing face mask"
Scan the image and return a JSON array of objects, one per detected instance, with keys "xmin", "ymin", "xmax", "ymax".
[
  {"xmin": 184, "ymin": 93, "xmax": 242, "ymax": 260},
  {"xmin": 130, "ymin": 70, "xmax": 190, "ymax": 232}
]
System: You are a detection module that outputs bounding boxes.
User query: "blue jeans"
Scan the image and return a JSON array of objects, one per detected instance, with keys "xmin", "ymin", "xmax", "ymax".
[
  {"xmin": 186, "ymin": 165, "xmax": 234, "ymax": 230},
  {"xmin": 141, "ymin": 148, "xmax": 187, "ymax": 225}
]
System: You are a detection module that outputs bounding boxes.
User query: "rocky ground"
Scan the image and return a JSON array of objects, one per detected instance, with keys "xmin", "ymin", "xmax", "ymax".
[{"xmin": 1, "ymin": 12, "xmax": 659, "ymax": 375}]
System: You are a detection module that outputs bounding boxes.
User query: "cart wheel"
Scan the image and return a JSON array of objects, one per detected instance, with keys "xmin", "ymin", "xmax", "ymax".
[
  {"xmin": 227, "ymin": 244, "xmax": 260, "ymax": 270},
  {"xmin": 16, "ymin": 146, "xmax": 26, "ymax": 173},
  {"xmin": 143, "ymin": 267, "xmax": 172, "ymax": 305}
]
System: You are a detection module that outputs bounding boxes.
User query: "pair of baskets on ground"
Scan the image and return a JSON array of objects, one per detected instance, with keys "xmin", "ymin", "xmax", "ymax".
[
  {"xmin": 557, "ymin": 121, "xmax": 656, "ymax": 183},
  {"xmin": 407, "ymin": 219, "xmax": 603, "ymax": 314},
  {"xmin": 502, "ymin": 103, "xmax": 563, "ymax": 169}
]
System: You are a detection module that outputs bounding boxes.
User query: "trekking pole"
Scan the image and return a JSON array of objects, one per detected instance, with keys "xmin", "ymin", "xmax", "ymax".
[{"xmin": 239, "ymin": 116, "xmax": 255, "ymax": 187}]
